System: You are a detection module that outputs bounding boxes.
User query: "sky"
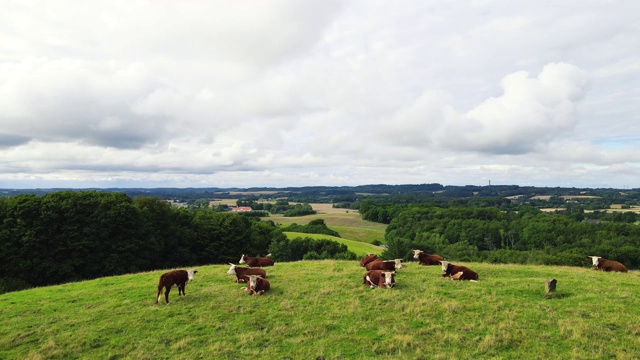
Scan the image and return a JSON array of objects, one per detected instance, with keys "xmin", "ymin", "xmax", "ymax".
[{"xmin": 1, "ymin": 0, "xmax": 639, "ymax": 189}]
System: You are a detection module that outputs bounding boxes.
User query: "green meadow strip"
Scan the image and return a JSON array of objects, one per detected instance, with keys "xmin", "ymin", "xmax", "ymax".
[
  {"xmin": 283, "ymin": 231, "xmax": 383, "ymax": 256},
  {"xmin": 1, "ymin": 261, "xmax": 639, "ymax": 359}
]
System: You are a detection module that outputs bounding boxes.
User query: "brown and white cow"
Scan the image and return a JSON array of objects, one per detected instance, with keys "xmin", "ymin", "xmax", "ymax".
[
  {"xmin": 244, "ymin": 275, "xmax": 270, "ymax": 295},
  {"xmin": 365, "ymin": 259, "xmax": 399, "ymax": 271},
  {"xmin": 155, "ymin": 269, "xmax": 197, "ymax": 304},
  {"xmin": 439, "ymin": 261, "xmax": 478, "ymax": 281},
  {"xmin": 239, "ymin": 254, "xmax": 275, "ymax": 267},
  {"xmin": 588, "ymin": 256, "xmax": 628, "ymax": 273},
  {"xmin": 226, "ymin": 263, "xmax": 267, "ymax": 283},
  {"xmin": 359, "ymin": 253, "xmax": 378, "ymax": 267},
  {"xmin": 363, "ymin": 270, "xmax": 396, "ymax": 289},
  {"xmin": 412, "ymin": 249, "xmax": 445, "ymax": 265}
]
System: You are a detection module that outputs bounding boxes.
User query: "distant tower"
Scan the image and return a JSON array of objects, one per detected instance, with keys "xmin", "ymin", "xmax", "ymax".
[{"xmin": 489, "ymin": 179, "xmax": 491, "ymax": 186}]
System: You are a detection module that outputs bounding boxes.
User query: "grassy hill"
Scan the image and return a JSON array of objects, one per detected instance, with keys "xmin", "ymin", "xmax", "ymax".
[
  {"xmin": 1, "ymin": 261, "xmax": 639, "ymax": 359},
  {"xmin": 283, "ymin": 231, "xmax": 384, "ymax": 256}
]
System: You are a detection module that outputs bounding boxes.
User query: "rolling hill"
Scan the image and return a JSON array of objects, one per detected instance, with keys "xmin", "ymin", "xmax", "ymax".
[{"xmin": 1, "ymin": 261, "xmax": 638, "ymax": 359}]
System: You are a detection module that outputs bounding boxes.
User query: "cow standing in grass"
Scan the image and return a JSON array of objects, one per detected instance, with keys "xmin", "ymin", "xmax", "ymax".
[{"xmin": 155, "ymin": 269, "xmax": 197, "ymax": 304}]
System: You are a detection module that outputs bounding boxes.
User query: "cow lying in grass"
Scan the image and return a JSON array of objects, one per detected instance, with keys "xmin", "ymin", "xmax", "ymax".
[
  {"xmin": 244, "ymin": 275, "xmax": 270, "ymax": 295},
  {"xmin": 363, "ymin": 270, "xmax": 396, "ymax": 289},
  {"xmin": 359, "ymin": 253, "xmax": 378, "ymax": 267},
  {"xmin": 365, "ymin": 258, "xmax": 403, "ymax": 271},
  {"xmin": 588, "ymin": 256, "xmax": 628, "ymax": 273},
  {"xmin": 439, "ymin": 261, "xmax": 478, "ymax": 281},
  {"xmin": 412, "ymin": 249, "xmax": 444, "ymax": 265},
  {"xmin": 239, "ymin": 254, "xmax": 275, "ymax": 267},
  {"xmin": 155, "ymin": 269, "xmax": 197, "ymax": 304},
  {"xmin": 226, "ymin": 263, "xmax": 267, "ymax": 283}
]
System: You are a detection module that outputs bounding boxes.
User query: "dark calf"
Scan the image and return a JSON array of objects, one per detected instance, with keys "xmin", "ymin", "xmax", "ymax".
[
  {"xmin": 360, "ymin": 253, "xmax": 378, "ymax": 267},
  {"xmin": 156, "ymin": 269, "xmax": 197, "ymax": 304}
]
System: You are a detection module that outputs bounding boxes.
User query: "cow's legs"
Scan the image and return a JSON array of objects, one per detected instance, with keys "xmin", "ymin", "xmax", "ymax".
[{"xmin": 164, "ymin": 287, "xmax": 171, "ymax": 304}]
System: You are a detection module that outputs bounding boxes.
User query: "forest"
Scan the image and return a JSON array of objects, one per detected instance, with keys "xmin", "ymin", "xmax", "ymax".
[
  {"xmin": 0, "ymin": 191, "xmax": 345, "ymax": 293},
  {"xmin": 363, "ymin": 199, "xmax": 640, "ymax": 269}
]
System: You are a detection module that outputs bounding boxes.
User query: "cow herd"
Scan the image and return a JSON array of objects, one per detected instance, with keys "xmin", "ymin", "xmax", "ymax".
[
  {"xmin": 154, "ymin": 251, "xmax": 628, "ymax": 304},
  {"xmin": 359, "ymin": 249, "xmax": 478, "ymax": 289}
]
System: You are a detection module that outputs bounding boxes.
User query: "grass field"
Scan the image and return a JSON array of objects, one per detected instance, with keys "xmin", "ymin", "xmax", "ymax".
[
  {"xmin": 1, "ymin": 261, "xmax": 639, "ymax": 359},
  {"xmin": 268, "ymin": 203, "xmax": 387, "ymax": 244},
  {"xmin": 283, "ymin": 232, "xmax": 383, "ymax": 256}
]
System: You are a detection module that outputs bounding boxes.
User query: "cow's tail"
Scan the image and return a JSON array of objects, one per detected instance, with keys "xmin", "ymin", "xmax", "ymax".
[{"xmin": 156, "ymin": 274, "xmax": 165, "ymax": 303}]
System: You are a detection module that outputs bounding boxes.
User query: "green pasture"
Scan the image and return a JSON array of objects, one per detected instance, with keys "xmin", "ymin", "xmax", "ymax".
[
  {"xmin": 1, "ymin": 261, "xmax": 639, "ymax": 359},
  {"xmin": 283, "ymin": 231, "xmax": 383, "ymax": 256}
]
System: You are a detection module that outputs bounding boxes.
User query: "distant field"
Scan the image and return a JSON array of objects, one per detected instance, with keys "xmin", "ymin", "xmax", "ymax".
[
  {"xmin": 2, "ymin": 261, "xmax": 638, "ymax": 359},
  {"xmin": 269, "ymin": 203, "xmax": 387, "ymax": 244},
  {"xmin": 283, "ymin": 232, "xmax": 383, "ymax": 256}
]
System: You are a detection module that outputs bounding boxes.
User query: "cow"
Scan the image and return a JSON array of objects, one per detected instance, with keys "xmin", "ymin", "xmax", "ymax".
[
  {"xmin": 360, "ymin": 253, "xmax": 378, "ymax": 267},
  {"xmin": 588, "ymin": 256, "xmax": 628, "ymax": 273},
  {"xmin": 226, "ymin": 263, "xmax": 267, "ymax": 283},
  {"xmin": 365, "ymin": 259, "xmax": 397, "ymax": 271},
  {"xmin": 239, "ymin": 254, "xmax": 275, "ymax": 267},
  {"xmin": 363, "ymin": 270, "xmax": 396, "ymax": 289},
  {"xmin": 155, "ymin": 269, "xmax": 197, "ymax": 304},
  {"xmin": 439, "ymin": 261, "xmax": 478, "ymax": 281},
  {"xmin": 244, "ymin": 275, "xmax": 270, "ymax": 295},
  {"xmin": 412, "ymin": 249, "xmax": 445, "ymax": 265}
]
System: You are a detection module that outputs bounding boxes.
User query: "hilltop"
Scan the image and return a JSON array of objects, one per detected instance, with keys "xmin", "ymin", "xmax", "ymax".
[{"xmin": 1, "ymin": 261, "xmax": 638, "ymax": 359}]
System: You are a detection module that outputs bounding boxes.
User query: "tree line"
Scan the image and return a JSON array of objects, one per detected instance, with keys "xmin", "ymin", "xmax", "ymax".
[
  {"xmin": 0, "ymin": 191, "xmax": 358, "ymax": 293},
  {"xmin": 363, "ymin": 200, "xmax": 640, "ymax": 269}
]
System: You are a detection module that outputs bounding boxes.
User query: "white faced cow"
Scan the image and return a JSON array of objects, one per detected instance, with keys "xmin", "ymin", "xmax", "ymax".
[
  {"xmin": 155, "ymin": 269, "xmax": 197, "ymax": 304},
  {"xmin": 244, "ymin": 275, "xmax": 270, "ymax": 295},
  {"xmin": 439, "ymin": 261, "xmax": 478, "ymax": 281},
  {"xmin": 363, "ymin": 270, "xmax": 396, "ymax": 289},
  {"xmin": 226, "ymin": 263, "xmax": 267, "ymax": 283},
  {"xmin": 412, "ymin": 249, "xmax": 444, "ymax": 265},
  {"xmin": 588, "ymin": 256, "xmax": 628, "ymax": 273}
]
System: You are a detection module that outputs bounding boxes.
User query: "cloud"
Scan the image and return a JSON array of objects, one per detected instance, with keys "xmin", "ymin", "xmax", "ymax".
[
  {"xmin": 374, "ymin": 63, "xmax": 591, "ymax": 156},
  {"xmin": 0, "ymin": 1, "xmax": 639, "ymax": 189}
]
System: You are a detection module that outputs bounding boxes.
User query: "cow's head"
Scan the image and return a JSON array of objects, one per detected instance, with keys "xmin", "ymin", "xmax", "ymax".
[
  {"xmin": 411, "ymin": 250, "xmax": 422, "ymax": 259},
  {"xmin": 588, "ymin": 256, "xmax": 601, "ymax": 267},
  {"xmin": 393, "ymin": 259, "xmax": 404, "ymax": 269},
  {"xmin": 247, "ymin": 275, "xmax": 262, "ymax": 291},
  {"xmin": 381, "ymin": 271, "xmax": 396, "ymax": 288},
  {"xmin": 187, "ymin": 269, "xmax": 197, "ymax": 281},
  {"xmin": 439, "ymin": 260, "xmax": 451, "ymax": 273},
  {"xmin": 239, "ymin": 254, "xmax": 246, "ymax": 264},
  {"xmin": 226, "ymin": 263, "xmax": 237, "ymax": 275}
]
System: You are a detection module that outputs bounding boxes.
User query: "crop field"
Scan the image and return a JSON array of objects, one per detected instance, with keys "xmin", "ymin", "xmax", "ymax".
[{"xmin": 1, "ymin": 261, "xmax": 638, "ymax": 359}]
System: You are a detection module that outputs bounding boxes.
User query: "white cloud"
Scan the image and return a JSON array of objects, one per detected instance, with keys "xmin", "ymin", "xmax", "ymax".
[{"xmin": 0, "ymin": 0, "xmax": 639, "ymax": 188}]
